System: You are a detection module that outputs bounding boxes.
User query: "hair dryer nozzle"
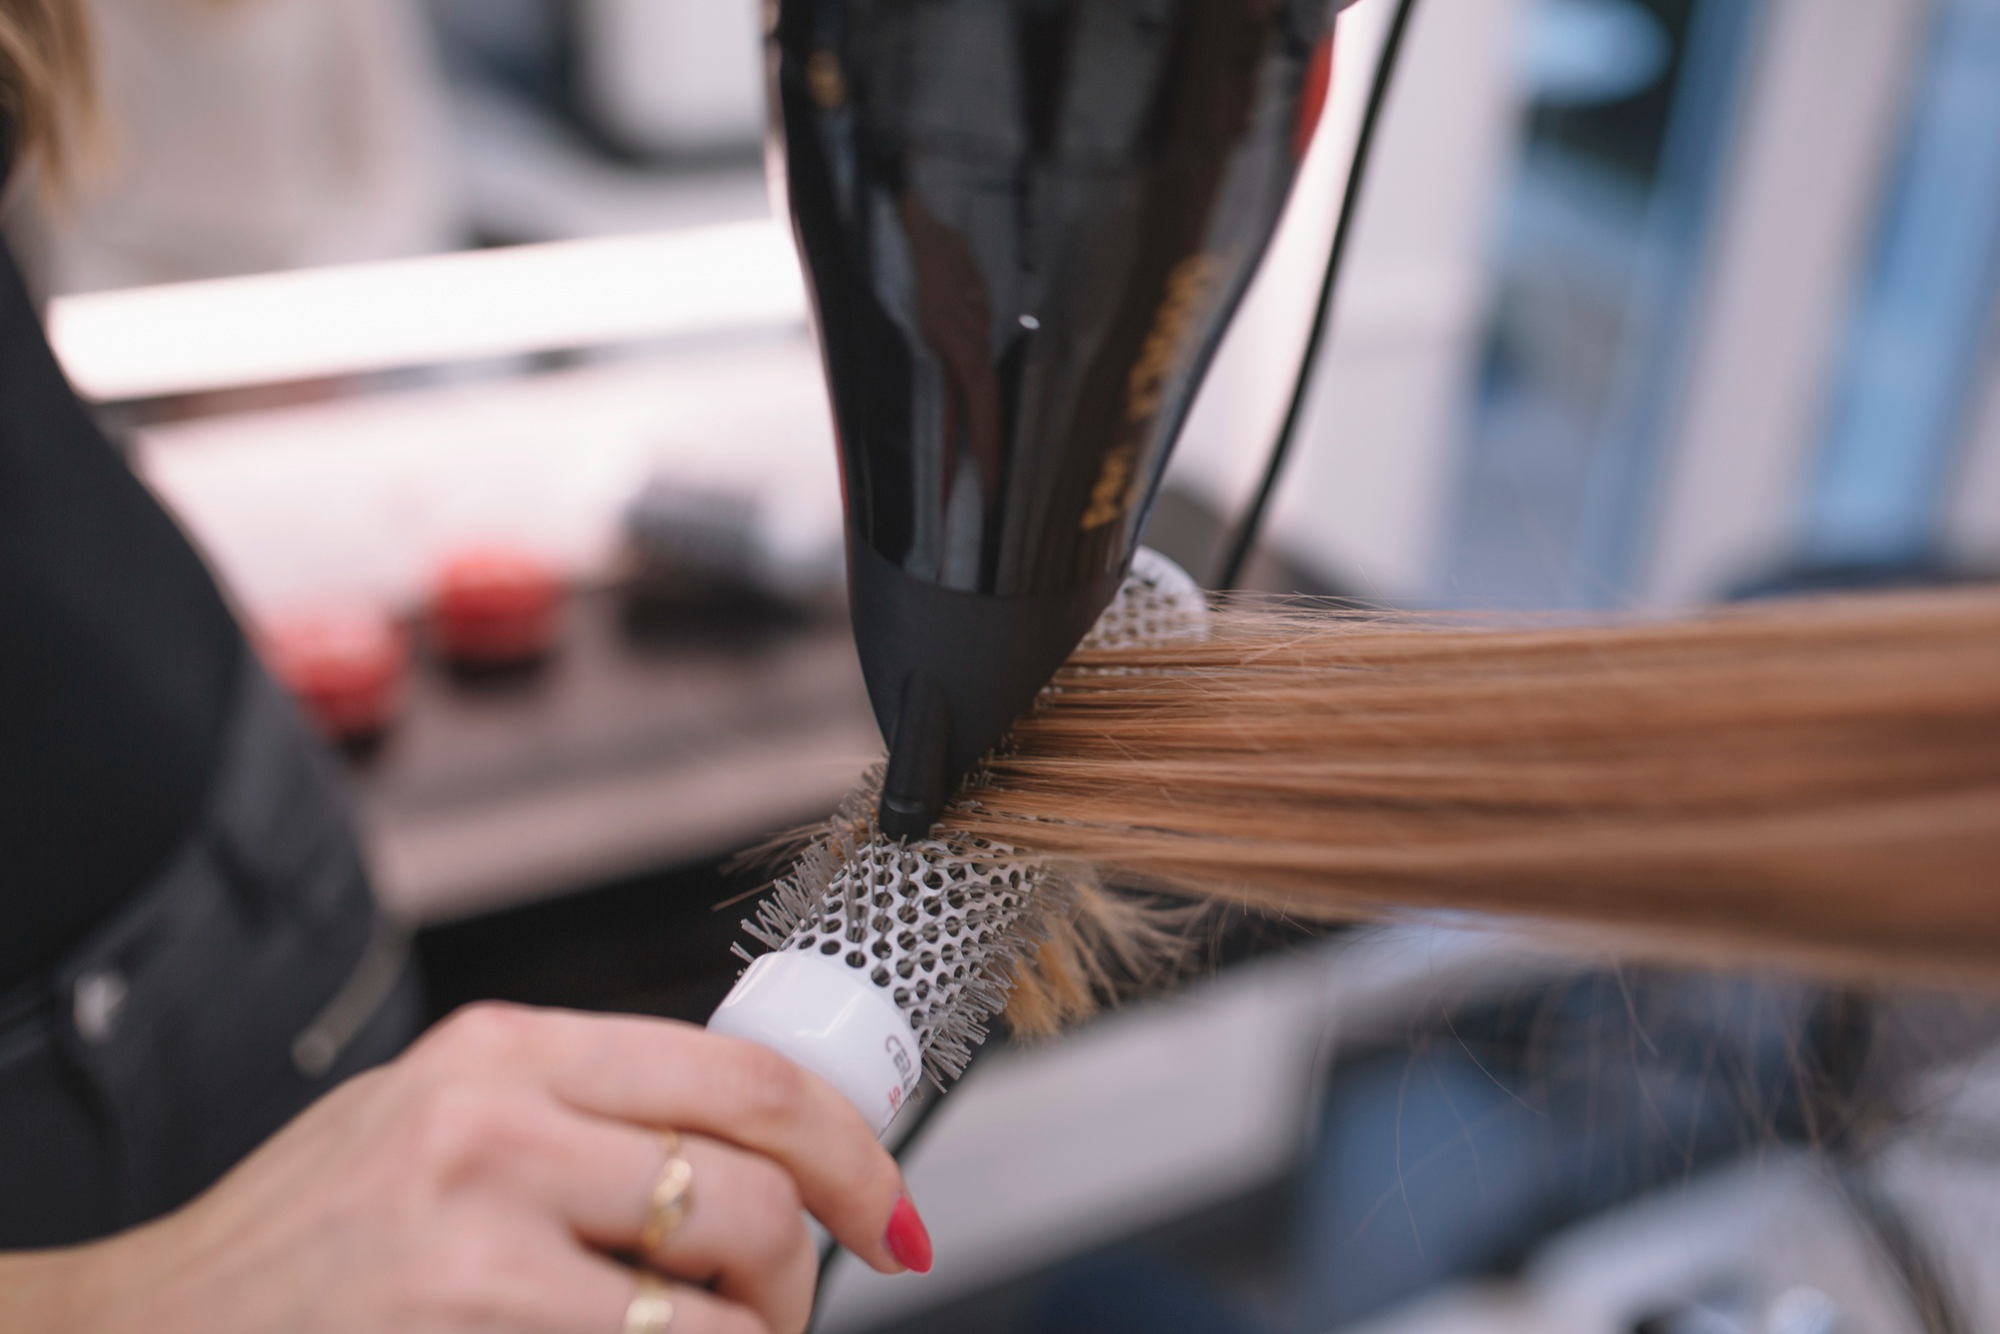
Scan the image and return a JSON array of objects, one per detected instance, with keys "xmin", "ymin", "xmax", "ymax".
[{"xmin": 854, "ymin": 539, "xmax": 1122, "ymax": 835}]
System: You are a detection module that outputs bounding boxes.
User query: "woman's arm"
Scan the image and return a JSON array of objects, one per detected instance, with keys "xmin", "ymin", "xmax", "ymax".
[{"xmin": 0, "ymin": 1248, "xmax": 91, "ymax": 1330}]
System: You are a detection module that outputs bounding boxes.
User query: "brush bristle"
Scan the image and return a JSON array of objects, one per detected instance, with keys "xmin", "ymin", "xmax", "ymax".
[
  {"xmin": 740, "ymin": 769, "xmax": 1070, "ymax": 1084},
  {"xmin": 1077, "ymin": 546, "xmax": 1209, "ymax": 651}
]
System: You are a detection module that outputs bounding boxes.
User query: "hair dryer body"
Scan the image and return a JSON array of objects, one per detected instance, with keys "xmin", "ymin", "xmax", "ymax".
[{"xmin": 770, "ymin": 0, "xmax": 1340, "ymax": 833}]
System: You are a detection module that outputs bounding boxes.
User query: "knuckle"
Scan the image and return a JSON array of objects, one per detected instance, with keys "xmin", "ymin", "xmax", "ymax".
[
  {"xmin": 408, "ymin": 1085, "xmax": 487, "ymax": 1170},
  {"xmin": 755, "ymin": 1158, "xmax": 807, "ymax": 1220},
  {"xmin": 738, "ymin": 1161, "xmax": 807, "ymax": 1262},
  {"xmin": 431, "ymin": 1001, "xmax": 536, "ymax": 1063},
  {"xmin": 729, "ymin": 1042, "xmax": 809, "ymax": 1128},
  {"xmin": 403, "ymin": 1082, "xmax": 534, "ymax": 1179}
]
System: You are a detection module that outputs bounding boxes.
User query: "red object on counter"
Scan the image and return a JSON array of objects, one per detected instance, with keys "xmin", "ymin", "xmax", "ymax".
[
  {"xmin": 1293, "ymin": 29, "xmax": 1335, "ymax": 160},
  {"xmin": 261, "ymin": 607, "xmax": 408, "ymax": 742},
  {"xmin": 430, "ymin": 548, "xmax": 562, "ymax": 666}
]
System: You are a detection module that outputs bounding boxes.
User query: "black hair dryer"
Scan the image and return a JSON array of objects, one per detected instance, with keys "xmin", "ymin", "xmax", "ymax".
[{"xmin": 770, "ymin": 0, "xmax": 1343, "ymax": 835}]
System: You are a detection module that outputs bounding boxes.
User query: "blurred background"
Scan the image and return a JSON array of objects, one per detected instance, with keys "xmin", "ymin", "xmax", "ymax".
[{"xmin": 5, "ymin": 0, "xmax": 1999, "ymax": 1330}]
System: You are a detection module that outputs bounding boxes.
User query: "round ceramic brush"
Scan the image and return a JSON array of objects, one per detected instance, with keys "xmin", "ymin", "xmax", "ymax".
[{"xmin": 708, "ymin": 548, "xmax": 1207, "ymax": 1132}]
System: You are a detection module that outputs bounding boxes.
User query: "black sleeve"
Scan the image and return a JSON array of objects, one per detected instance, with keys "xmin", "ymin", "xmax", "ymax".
[{"xmin": 0, "ymin": 237, "xmax": 244, "ymax": 991}]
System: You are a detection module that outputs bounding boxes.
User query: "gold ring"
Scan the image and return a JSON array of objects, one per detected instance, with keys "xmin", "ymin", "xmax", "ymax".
[
  {"xmin": 639, "ymin": 1131, "xmax": 695, "ymax": 1253},
  {"xmin": 622, "ymin": 1272, "xmax": 674, "ymax": 1334}
]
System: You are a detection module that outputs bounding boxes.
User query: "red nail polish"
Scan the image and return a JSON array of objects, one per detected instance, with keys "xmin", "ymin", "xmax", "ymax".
[{"xmin": 884, "ymin": 1196, "xmax": 933, "ymax": 1273}]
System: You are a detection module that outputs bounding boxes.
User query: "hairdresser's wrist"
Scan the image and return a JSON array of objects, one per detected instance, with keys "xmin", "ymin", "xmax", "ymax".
[
  {"xmin": 0, "ymin": 1217, "xmax": 247, "ymax": 1334},
  {"xmin": 0, "ymin": 1240, "xmax": 120, "ymax": 1333},
  {"xmin": 0, "ymin": 1213, "xmax": 227, "ymax": 1334}
]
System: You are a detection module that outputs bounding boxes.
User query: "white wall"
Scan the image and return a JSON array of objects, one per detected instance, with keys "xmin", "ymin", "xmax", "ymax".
[
  {"xmin": 1167, "ymin": 0, "xmax": 1530, "ymax": 600},
  {"xmin": 1175, "ymin": 0, "xmax": 1949, "ymax": 606},
  {"xmin": 579, "ymin": 0, "xmax": 767, "ymax": 155},
  {"xmin": 1640, "ymin": 0, "xmax": 1931, "ymax": 603},
  {"xmin": 1946, "ymin": 354, "xmax": 2000, "ymax": 570}
]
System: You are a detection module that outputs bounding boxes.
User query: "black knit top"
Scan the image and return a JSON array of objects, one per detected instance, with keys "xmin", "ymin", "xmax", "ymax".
[{"xmin": 1, "ymin": 139, "xmax": 243, "ymax": 990}]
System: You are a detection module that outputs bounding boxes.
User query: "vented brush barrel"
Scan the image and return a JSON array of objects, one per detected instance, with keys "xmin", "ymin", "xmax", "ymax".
[
  {"xmin": 709, "ymin": 837, "xmax": 1041, "ymax": 1132},
  {"xmin": 770, "ymin": 0, "xmax": 1336, "ymax": 831}
]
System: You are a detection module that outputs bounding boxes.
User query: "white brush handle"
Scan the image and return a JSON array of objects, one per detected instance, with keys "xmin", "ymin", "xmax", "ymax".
[{"xmin": 708, "ymin": 951, "xmax": 921, "ymax": 1134}]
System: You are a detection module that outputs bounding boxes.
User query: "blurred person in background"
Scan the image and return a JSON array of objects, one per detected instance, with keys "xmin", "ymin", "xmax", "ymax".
[
  {"xmin": 0, "ymin": 3, "xmax": 927, "ymax": 1329},
  {"xmin": 2, "ymin": 0, "xmax": 460, "ymax": 299}
]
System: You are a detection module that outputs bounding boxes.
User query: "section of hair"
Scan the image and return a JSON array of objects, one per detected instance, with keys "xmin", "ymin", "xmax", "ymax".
[
  {"xmin": 0, "ymin": 0, "xmax": 93, "ymax": 187},
  {"xmin": 1000, "ymin": 873, "xmax": 1206, "ymax": 1039},
  {"xmin": 943, "ymin": 588, "xmax": 2000, "ymax": 984}
]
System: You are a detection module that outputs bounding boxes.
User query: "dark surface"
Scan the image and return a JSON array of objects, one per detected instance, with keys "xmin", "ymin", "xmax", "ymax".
[
  {"xmin": 346, "ymin": 587, "xmax": 858, "ymax": 824},
  {"xmin": 774, "ymin": 0, "xmax": 1332, "ymax": 821},
  {"xmin": 0, "ymin": 239, "xmax": 244, "ymax": 992},
  {"xmin": 848, "ymin": 964, "xmax": 1869, "ymax": 1334},
  {"xmin": 415, "ymin": 849, "xmax": 789, "ymax": 1026},
  {"xmin": 860, "ymin": 1182, "xmax": 1294, "ymax": 1334}
]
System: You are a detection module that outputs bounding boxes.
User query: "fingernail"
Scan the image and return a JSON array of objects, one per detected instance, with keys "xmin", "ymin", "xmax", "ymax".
[{"xmin": 884, "ymin": 1195, "xmax": 932, "ymax": 1274}]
